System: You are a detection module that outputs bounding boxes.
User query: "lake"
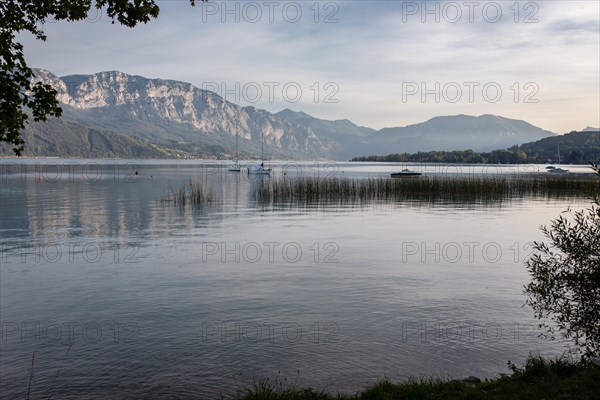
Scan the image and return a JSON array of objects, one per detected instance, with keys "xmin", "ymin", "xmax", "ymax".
[{"xmin": 0, "ymin": 159, "xmax": 593, "ymax": 399}]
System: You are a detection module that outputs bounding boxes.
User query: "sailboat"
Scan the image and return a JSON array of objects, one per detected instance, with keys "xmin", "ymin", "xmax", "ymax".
[
  {"xmin": 228, "ymin": 126, "xmax": 242, "ymax": 172},
  {"xmin": 248, "ymin": 130, "xmax": 272, "ymax": 175},
  {"xmin": 547, "ymin": 144, "xmax": 569, "ymax": 174}
]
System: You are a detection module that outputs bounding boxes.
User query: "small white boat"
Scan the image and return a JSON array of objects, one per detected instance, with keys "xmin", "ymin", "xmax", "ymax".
[
  {"xmin": 391, "ymin": 169, "xmax": 422, "ymax": 177},
  {"xmin": 546, "ymin": 145, "xmax": 569, "ymax": 173},
  {"xmin": 248, "ymin": 130, "xmax": 271, "ymax": 175},
  {"xmin": 248, "ymin": 164, "xmax": 271, "ymax": 175}
]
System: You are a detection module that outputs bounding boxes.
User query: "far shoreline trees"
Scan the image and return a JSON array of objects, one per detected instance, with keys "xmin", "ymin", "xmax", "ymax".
[{"xmin": 350, "ymin": 131, "xmax": 600, "ymax": 165}]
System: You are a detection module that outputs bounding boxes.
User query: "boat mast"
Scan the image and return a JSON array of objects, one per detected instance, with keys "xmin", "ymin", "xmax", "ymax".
[{"xmin": 235, "ymin": 125, "xmax": 239, "ymax": 162}]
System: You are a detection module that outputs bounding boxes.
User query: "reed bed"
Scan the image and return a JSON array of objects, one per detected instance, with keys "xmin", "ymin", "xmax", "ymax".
[
  {"xmin": 251, "ymin": 175, "xmax": 599, "ymax": 206},
  {"xmin": 162, "ymin": 175, "xmax": 599, "ymax": 208},
  {"xmin": 162, "ymin": 181, "xmax": 213, "ymax": 207}
]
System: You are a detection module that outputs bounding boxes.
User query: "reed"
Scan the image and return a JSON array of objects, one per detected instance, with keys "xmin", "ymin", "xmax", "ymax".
[
  {"xmin": 161, "ymin": 181, "xmax": 213, "ymax": 207},
  {"xmin": 250, "ymin": 175, "xmax": 599, "ymax": 206},
  {"xmin": 163, "ymin": 175, "xmax": 599, "ymax": 208}
]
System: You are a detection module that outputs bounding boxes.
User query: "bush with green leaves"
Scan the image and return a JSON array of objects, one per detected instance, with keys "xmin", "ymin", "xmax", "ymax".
[{"xmin": 524, "ymin": 191, "xmax": 600, "ymax": 358}]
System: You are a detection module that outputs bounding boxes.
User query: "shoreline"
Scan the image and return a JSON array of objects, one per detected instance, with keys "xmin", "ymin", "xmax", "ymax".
[{"xmin": 235, "ymin": 356, "xmax": 599, "ymax": 399}]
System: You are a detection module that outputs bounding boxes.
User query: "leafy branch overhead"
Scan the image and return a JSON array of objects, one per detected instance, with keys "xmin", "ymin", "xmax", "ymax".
[
  {"xmin": 591, "ymin": 162, "xmax": 600, "ymax": 177},
  {"xmin": 0, "ymin": 0, "xmax": 195, "ymax": 155}
]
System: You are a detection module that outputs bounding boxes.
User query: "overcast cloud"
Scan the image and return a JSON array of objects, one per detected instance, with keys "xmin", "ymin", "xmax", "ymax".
[{"xmin": 18, "ymin": 0, "xmax": 600, "ymax": 133}]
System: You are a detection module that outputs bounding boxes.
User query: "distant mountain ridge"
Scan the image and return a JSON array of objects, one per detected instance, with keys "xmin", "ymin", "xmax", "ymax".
[
  {"xmin": 275, "ymin": 108, "xmax": 374, "ymax": 138},
  {"xmin": 275, "ymin": 108, "xmax": 374, "ymax": 159},
  {"xmin": 582, "ymin": 127, "xmax": 600, "ymax": 132},
  {"xmin": 13, "ymin": 117, "xmax": 172, "ymax": 158},
  {"xmin": 369, "ymin": 114, "xmax": 556, "ymax": 154},
  {"xmin": 517, "ymin": 130, "xmax": 600, "ymax": 163},
  {"xmin": 22, "ymin": 69, "xmax": 335, "ymax": 159},
  {"xmin": 0, "ymin": 69, "xmax": 564, "ymax": 159}
]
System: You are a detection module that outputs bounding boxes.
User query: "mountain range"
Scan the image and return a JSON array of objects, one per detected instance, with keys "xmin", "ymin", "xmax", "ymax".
[{"xmin": 0, "ymin": 69, "xmax": 564, "ymax": 160}]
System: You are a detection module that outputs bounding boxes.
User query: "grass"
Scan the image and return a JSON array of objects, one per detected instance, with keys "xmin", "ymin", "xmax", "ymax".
[{"xmin": 238, "ymin": 356, "xmax": 600, "ymax": 400}]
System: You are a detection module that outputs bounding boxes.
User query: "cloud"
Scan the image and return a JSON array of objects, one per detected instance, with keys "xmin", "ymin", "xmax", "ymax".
[{"xmin": 17, "ymin": 0, "xmax": 600, "ymax": 133}]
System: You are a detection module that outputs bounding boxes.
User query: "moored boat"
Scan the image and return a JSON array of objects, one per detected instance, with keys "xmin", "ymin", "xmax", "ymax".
[
  {"xmin": 228, "ymin": 162, "xmax": 242, "ymax": 172},
  {"xmin": 248, "ymin": 130, "xmax": 271, "ymax": 175},
  {"xmin": 547, "ymin": 167, "xmax": 570, "ymax": 174},
  {"xmin": 248, "ymin": 164, "xmax": 272, "ymax": 175},
  {"xmin": 228, "ymin": 125, "xmax": 242, "ymax": 172},
  {"xmin": 391, "ymin": 169, "xmax": 422, "ymax": 177}
]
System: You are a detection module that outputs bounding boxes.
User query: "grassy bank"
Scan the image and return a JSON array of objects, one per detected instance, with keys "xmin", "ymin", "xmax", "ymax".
[{"xmin": 240, "ymin": 356, "xmax": 600, "ymax": 400}]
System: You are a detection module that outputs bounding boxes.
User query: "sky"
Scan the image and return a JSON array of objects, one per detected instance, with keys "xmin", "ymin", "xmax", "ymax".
[{"xmin": 18, "ymin": 0, "xmax": 600, "ymax": 133}]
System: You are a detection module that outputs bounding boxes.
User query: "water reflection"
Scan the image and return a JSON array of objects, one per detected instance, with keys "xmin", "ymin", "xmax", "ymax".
[{"xmin": 0, "ymin": 160, "xmax": 594, "ymax": 399}]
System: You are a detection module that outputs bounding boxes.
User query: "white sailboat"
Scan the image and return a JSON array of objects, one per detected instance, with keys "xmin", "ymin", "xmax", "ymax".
[
  {"xmin": 248, "ymin": 131, "xmax": 271, "ymax": 175},
  {"xmin": 547, "ymin": 144, "xmax": 569, "ymax": 174},
  {"xmin": 228, "ymin": 125, "xmax": 242, "ymax": 172}
]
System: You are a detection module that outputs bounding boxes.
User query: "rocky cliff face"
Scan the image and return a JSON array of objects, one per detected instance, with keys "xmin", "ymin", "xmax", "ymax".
[
  {"xmin": 27, "ymin": 69, "xmax": 558, "ymax": 160},
  {"xmin": 31, "ymin": 69, "xmax": 336, "ymax": 159}
]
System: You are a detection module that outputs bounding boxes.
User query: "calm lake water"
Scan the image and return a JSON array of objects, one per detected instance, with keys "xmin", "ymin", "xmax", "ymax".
[{"xmin": 0, "ymin": 159, "xmax": 593, "ymax": 399}]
